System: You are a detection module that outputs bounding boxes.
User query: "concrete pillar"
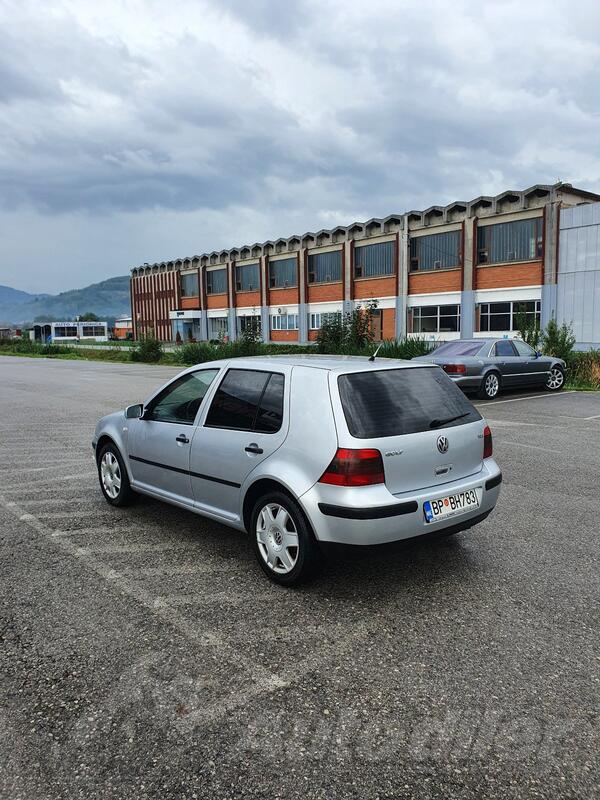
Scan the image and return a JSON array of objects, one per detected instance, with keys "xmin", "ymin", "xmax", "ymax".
[
  {"xmin": 460, "ymin": 290, "xmax": 475, "ymax": 338},
  {"xmin": 227, "ymin": 261, "xmax": 237, "ymax": 341},
  {"xmin": 298, "ymin": 248, "xmax": 308, "ymax": 344},
  {"xmin": 228, "ymin": 308, "xmax": 237, "ymax": 341},
  {"xmin": 462, "ymin": 217, "xmax": 476, "ymax": 339},
  {"xmin": 396, "ymin": 217, "xmax": 409, "ymax": 338},
  {"xmin": 343, "ymin": 240, "xmax": 352, "ymax": 304},
  {"xmin": 199, "ymin": 311, "xmax": 208, "ymax": 341},
  {"xmin": 543, "ymin": 202, "xmax": 558, "ymax": 285},
  {"xmin": 541, "ymin": 284, "xmax": 557, "ymax": 328},
  {"xmin": 260, "ymin": 306, "xmax": 269, "ymax": 343}
]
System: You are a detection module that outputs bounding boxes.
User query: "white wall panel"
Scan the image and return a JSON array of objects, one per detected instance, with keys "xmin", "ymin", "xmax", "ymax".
[{"xmin": 558, "ymin": 201, "xmax": 600, "ymax": 347}]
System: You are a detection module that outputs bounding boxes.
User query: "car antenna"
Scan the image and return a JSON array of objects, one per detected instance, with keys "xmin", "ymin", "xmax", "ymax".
[{"xmin": 369, "ymin": 344, "xmax": 383, "ymax": 362}]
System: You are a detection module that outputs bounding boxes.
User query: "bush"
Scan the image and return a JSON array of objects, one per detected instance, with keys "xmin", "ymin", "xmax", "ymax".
[
  {"xmin": 130, "ymin": 334, "xmax": 163, "ymax": 363},
  {"xmin": 565, "ymin": 350, "xmax": 600, "ymax": 389},
  {"xmin": 540, "ymin": 318, "xmax": 576, "ymax": 362},
  {"xmin": 515, "ymin": 304, "xmax": 541, "ymax": 349},
  {"xmin": 316, "ymin": 313, "xmax": 346, "ymax": 353},
  {"xmin": 316, "ymin": 300, "xmax": 378, "ymax": 354},
  {"xmin": 377, "ymin": 337, "xmax": 433, "ymax": 360},
  {"xmin": 0, "ymin": 337, "xmax": 70, "ymax": 357}
]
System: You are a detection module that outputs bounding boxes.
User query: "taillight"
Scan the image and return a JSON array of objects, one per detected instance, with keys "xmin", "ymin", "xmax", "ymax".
[
  {"xmin": 319, "ymin": 448, "xmax": 385, "ymax": 487},
  {"xmin": 442, "ymin": 363, "xmax": 466, "ymax": 375},
  {"xmin": 483, "ymin": 425, "xmax": 493, "ymax": 458}
]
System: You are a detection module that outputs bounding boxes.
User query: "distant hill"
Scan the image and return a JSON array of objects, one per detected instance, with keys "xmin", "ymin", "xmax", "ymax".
[
  {"xmin": 0, "ymin": 285, "xmax": 50, "ymax": 307},
  {"xmin": 0, "ymin": 276, "xmax": 130, "ymax": 325}
]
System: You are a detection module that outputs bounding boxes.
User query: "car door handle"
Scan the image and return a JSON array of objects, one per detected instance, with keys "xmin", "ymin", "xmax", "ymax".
[
  {"xmin": 176, "ymin": 434, "xmax": 190, "ymax": 444},
  {"xmin": 245, "ymin": 443, "xmax": 263, "ymax": 454}
]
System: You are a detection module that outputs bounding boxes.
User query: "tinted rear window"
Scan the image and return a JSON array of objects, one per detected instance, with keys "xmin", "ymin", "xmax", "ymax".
[
  {"xmin": 432, "ymin": 341, "xmax": 484, "ymax": 357},
  {"xmin": 338, "ymin": 367, "xmax": 481, "ymax": 439},
  {"xmin": 205, "ymin": 369, "xmax": 284, "ymax": 433},
  {"xmin": 495, "ymin": 340, "xmax": 517, "ymax": 356}
]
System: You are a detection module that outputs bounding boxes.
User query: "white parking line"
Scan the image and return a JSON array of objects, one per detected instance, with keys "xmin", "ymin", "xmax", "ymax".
[
  {"xmin": 0, "ymin": 493, "xmax": 287, "ymax": 710},
  {"xmin": 77, "ymin": 542, "xmax": 200, "ymax": 555},
  {"xmin": 128, "ymin": 564, "xmax": 228, "ymax": 576},
  {"xmin": 153, "ymin": 592, "xmax": 244, "ymax": 608},
  {"xmin": 496, "ymin": 439, "xmax": 561, "ymax": 454},
  {"xmin": 584, "ymin": 413, "xmax": 600, "ymax": 420},
  {"xmin": 475, "ymin": 390, "xmax": 577, "ymax": 407}
]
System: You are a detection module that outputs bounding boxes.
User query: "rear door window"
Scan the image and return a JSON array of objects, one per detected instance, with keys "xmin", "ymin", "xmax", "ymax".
[
  {"xmin": 205, "ymin": 369, "xmax": 284, "ymax": 433},
  {"xmin": 494, "ymin": 340, "xmax": 518, "ymax": 357},
  {"xmin": 337, "ymin": 367, "xmax": 481, "ymax": 439}
]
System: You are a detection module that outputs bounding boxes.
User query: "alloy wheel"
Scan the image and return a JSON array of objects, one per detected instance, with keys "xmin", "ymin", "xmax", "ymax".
[
  {"xmin": 485, "ymin": 373, "xmax": 499, "ymax": 398},
  {"xmin": 256, "ymin": 503, "xmax": 299, "ymax": 574},
  {"xmin": 100, "ymin": 451, "xmax": 122, "ymax": 499},
  {"xmin": 547, "ymin": 367, "xmax": 564, "ymax": 390}
]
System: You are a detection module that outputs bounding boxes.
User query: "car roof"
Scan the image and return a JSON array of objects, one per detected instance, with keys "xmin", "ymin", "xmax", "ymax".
[{"xmin": 186, "ymin": 354, "xmax": 435, "ymax": 374}]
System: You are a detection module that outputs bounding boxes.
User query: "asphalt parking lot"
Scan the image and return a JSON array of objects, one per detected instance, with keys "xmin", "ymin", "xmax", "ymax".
[{"xmin": 1, "ymin": 357, "xmax": 599, "ymax": 800}]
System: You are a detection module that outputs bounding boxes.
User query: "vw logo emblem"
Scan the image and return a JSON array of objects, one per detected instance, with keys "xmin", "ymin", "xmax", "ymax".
[{"xmin": 437, "ymin": 435, "xmax": 449, "ymax": 454}]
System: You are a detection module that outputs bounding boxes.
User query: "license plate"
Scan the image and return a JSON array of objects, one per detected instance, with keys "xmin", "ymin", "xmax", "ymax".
[{"xmin": 423, "ymin": 488, "xmax": 481, "ymax": 523}]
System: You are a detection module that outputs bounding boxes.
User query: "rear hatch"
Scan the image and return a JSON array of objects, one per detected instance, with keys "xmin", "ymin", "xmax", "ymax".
[{"xmin": 334, "ymin": 365, "xmax": 485, "ymax": 494}]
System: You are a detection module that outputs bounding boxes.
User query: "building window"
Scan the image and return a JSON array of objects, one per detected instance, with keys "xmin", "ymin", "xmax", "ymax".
[
  {"xmin": 180, "ymin": 272, "xmax": 199, "ymax": 297},
  {"xmin": 53, "ymin": 325, "xmax": 78, "ymax": 337},
  {"xmin": 308, "ymin": 250, "xmax": 342, "ymax": 284},
  {"xmin": 235, "ymin": 263, "xmax": 260, "ymax": 292},
  {"xmin": 477, "ymin": 218, "xmax": 543, "ymax": 265},
  {"xmin": 209, "ymin": 317, "xmax": 228, "ymax": 339},
  {"xmin": 478, "ymin": 300, "xmax": 541, "ymax": 332},
  {"xmin": 354, "ymin": 241, "xmax": 395, "ymax": 278},
  {"xmin": 271, "ymin": 313, "xmax": 299, "ymax": 331},
  {"xmin": 269, "ymin": 258, "xmax": 297, "ymax": 288},
  {"xmin": 309, "ymin": 311, "xmax": 340, "ymax": 330},
  {"xmin": 411, "ymin": 305, "xmax": 461, "ymax": 333},
  {"xmin": 81, "ymin": 325, "xmax": 105, "ymax": 337},
  {"xmin": 410, "ymin": 231, "xmax": 461, "ymax": 271},
  {"xmin": 237, "ymin": 315, "xmax": 261, "ymax": 335},
  {"xmin": 206, "ymin": 268, "xmax": 227, "ymax": 295}
]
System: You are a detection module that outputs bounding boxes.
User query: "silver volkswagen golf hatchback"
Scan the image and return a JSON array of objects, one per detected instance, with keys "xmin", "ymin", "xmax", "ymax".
[{"xmin": 93, "ymin": 356, "xmax": 501, "ymax": 585}]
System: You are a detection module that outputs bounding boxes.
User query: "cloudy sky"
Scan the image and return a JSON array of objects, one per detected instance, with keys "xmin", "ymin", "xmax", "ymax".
[{"xmin": 2, "ymin": 0, "xmax": 600, "ymax": 293}]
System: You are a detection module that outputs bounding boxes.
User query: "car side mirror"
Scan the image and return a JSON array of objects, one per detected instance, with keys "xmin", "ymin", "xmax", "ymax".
[
  {"xmin": 535, "ymin": 350, "xmax": 542, "ymax": 358},
  {"xmin": 125, "ymin": 403, "xmax": 144, "ymax": 419}
]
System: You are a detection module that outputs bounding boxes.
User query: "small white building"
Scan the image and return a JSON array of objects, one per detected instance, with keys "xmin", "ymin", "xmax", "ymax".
[{"xmin": 31, "ymin": 321, "xmax": 109, "ymax": 342}]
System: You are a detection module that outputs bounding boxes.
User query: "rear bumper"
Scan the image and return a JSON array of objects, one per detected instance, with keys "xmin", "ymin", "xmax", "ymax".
[
  {"xmin": 301, "ymin": 459, "xmax": 501, "ymax": 545},
  {"xmin": 448, "ymin": 375, "xmax": 482, "ymax": 390}
]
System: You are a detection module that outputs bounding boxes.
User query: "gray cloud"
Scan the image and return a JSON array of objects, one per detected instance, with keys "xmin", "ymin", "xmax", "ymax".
[{"xmin": 1, "ymin": 0, "xmax": 600, "ymax": 292}]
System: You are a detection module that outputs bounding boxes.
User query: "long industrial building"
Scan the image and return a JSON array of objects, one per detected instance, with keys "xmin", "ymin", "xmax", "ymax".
[{"xmin": 129, "ymin": 182, "xmax": 600, "ymax": 347}]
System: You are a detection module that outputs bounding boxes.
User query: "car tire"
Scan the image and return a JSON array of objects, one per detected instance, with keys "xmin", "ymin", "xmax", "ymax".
[
  {"xmin": 97, "ymin": 442, "xmax": 136, "ymax": 507},
  {"xmin": 250, "ymin": 491, "xmax": 320, "ymax": 586},
  {"xmin": 478, "ymin": 371, "xmax": 501, "ymax": 400},
  {"xmin": 545, "ymin": 365, "xmax": 565, "ymax": 392}
]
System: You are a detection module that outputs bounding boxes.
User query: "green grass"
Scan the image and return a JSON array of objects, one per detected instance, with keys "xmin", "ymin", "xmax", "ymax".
[{"xmin": 2, "ymin": 336, "xmax": 599, "ymax": 390}]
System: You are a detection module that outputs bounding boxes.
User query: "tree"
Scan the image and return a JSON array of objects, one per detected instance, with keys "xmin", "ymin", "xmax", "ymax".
[
  {"xmin": 540, "ymin": 318, "xmax": 576, "ymax": 362},
  {"xmin": 80, "ymin": 312, "xmax": 100, "ymax": 321},
  {"xmin": 316, "ymin": 300, "xmax": 379, "ymax": 353},
  {"xmin": 514, "ymin": 303, "xmax": 541, "ymax": 349}
]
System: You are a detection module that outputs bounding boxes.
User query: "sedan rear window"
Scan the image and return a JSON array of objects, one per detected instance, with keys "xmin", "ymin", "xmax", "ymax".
[
  {"xmin": 338, "ymin": 367, "xmax": 481, "ymax": 439},
  {"xmin": 432, "ymin": 341, "xmax": 484, "ymax": 357}
]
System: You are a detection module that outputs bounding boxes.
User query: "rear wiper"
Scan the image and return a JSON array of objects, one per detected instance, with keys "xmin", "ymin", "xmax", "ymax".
[{"xmin": 429, "ymin": 412, "xmax": 470, "ymax": 429}]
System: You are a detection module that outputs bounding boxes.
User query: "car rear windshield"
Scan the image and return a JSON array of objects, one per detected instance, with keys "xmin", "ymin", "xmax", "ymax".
[
  {"xmin": 432, "ymin": 341, "xmax": 484, "ymax": 357},
  {"xmin": 337, "ymin": 367, "xmax": 481, "ymax": 439}
]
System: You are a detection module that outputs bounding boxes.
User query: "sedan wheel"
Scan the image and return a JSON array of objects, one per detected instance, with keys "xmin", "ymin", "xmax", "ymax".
[
  {"xmin": 250, "ymin": 491, "xmax": 320, "ymax": 586},
  {"xmin": 479, "ymin": 372, "xmax": 500, "ymax": 400},
  {"xmin": 546, "ymin": 366, "xmax": 565, "ymax": 391}
]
